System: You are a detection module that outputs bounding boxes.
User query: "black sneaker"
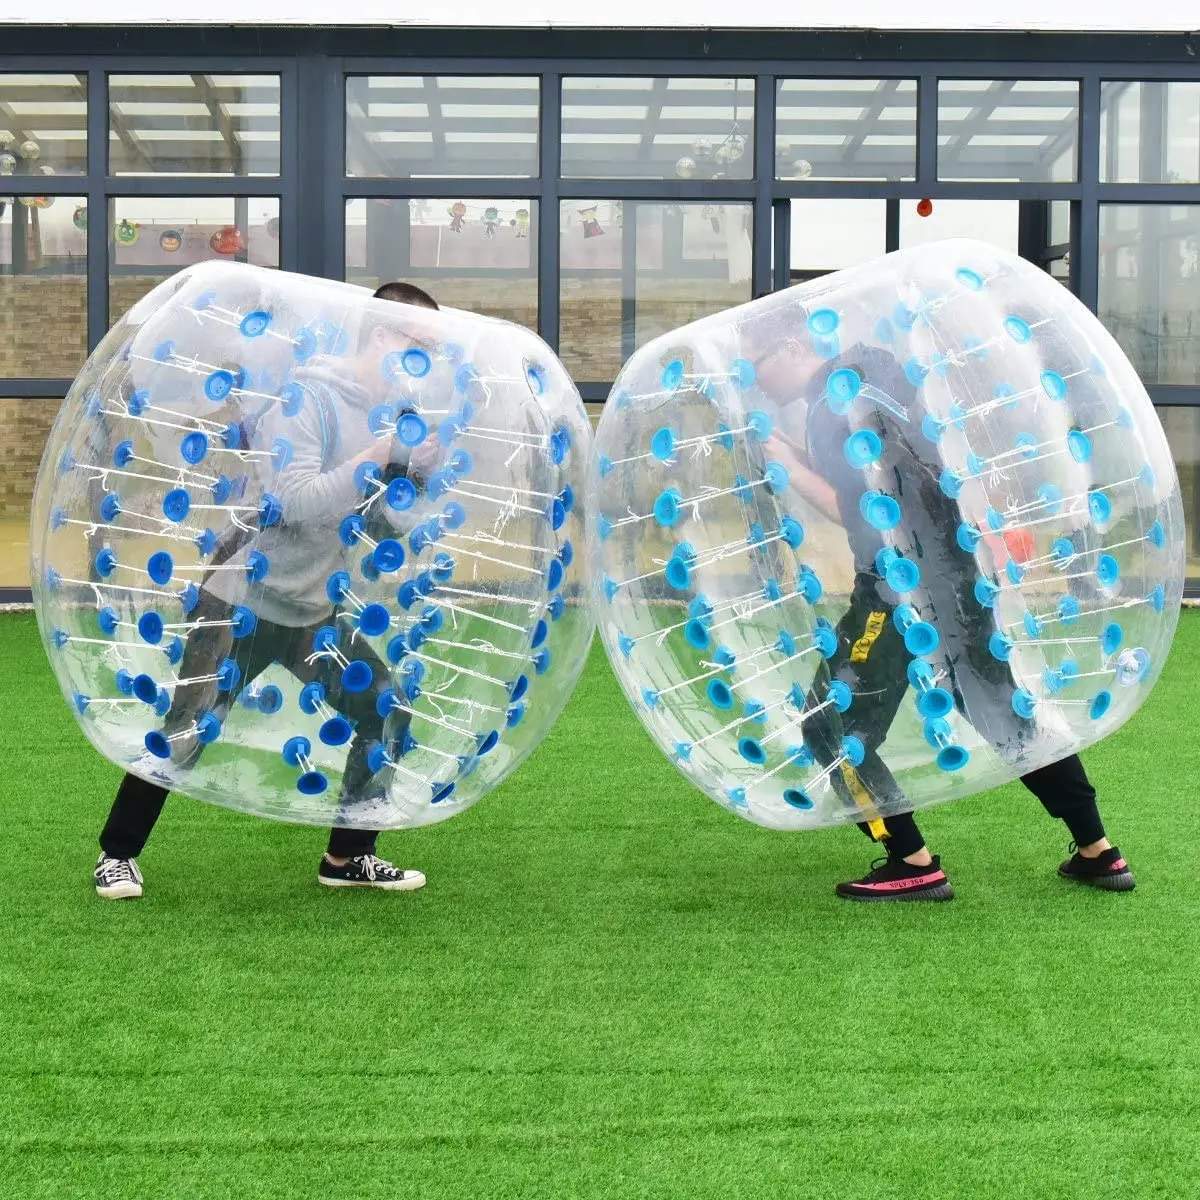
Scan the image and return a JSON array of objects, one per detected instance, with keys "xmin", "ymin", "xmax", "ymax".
[
  {"xmin": 1058, "ymin": 844, "xmax": 1135, "ymax": 892},
  {"xmin": 318, "ymin": 853, "xmax": 426, "ymax": 892},
  {"xmin": 94, "ymin": 853, "xmax": 144, "ymax": 900},
  {"xmin": 836, "ymin": 855, "xmax": 955, "ymax": 902}
]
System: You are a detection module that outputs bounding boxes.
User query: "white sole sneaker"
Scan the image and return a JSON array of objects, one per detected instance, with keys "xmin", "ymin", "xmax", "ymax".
[
  {"xmin": 318, "ymin": 870, "xmax": 427, "ymax": 892},
  {"xmin": 96, "ymin": 879, "xmax": 143, "ymax": 900}
]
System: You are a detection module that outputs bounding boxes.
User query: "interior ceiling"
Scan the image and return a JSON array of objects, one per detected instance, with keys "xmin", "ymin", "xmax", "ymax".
[{"xmin": 0, "ymin": 74, "xmax": 1080, "ymax": 180}]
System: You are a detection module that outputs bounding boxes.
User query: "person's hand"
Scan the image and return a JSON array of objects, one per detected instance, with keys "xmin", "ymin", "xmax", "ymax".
[
  {"xmin": 350, "ymin": 432, "xmax": 394, "ymax": 471},
  {"xmin": 408, "ymin": 437, "xmax": 442, "ymax": 476}
]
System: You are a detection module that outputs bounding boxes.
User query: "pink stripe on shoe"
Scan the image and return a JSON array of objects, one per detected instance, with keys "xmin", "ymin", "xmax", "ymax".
[
  {"xmin": 860, "ymin": 871, "xmax": 945, "ymax": 891},
  {"xmin": 1110, "ymin": 858, "xmax": 1127, "ymax": 871}
]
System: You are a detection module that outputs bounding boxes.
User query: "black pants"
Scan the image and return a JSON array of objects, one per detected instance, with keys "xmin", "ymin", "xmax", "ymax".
[
  {"xmin": 100, "ymin": 588, "xmax": 406, "ymax": 861},
  {"xmin": 801, "ymin": 573, "xmax": 1106, "ymax": 860}
]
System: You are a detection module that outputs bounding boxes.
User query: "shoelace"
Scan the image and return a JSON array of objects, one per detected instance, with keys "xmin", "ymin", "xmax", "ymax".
[
  {"xmin": 866, "ymin": 856, "xmax": 891, "ymax": 878},
  {"xmin": 357, "ymin": 854, "xmax": 397, "ymax": 881},
  {"xmin": 100, "ymin": 857, "xmax": 137, "ymax": 884}
]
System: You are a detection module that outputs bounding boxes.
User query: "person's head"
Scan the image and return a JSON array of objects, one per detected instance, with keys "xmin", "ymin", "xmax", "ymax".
[
  {"xmin": 355, "ymin": 281, "xmax": 440, "ymax": 393},
  {"xmin": 738, "ymin": 312, "xmax": 826, "ymax": 404},
  {"xmin": 372, "ymin": 281, "xmax": 438, "ymax": 309}
]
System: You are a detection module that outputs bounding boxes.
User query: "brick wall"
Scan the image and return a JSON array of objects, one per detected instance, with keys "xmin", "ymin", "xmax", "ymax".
[
  {"xmin": 111, "ymin": 275, "xmax": 176, "ymax": 327},
  {"xmin": 0, "ymin": 398, "xmax": 60, "ymax": 587},
  {"xmin": 1, "ymin": 269, "xmax": 743, "ymax": 586},
  {"xmin": 0, "ymin": 277, "xmax": 87, "ymax": 378}
]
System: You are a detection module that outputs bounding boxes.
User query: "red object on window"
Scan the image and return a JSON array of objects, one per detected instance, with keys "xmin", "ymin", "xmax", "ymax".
[
  {"xmin": 209, "ymin": 226, "xmax": 245, "ymax": 256},
  {"xmin": 916, "ymin": 198, "xmax": 933, "ymax": 218}
]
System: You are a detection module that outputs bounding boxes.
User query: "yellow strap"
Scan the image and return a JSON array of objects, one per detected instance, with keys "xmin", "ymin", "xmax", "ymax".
[{"xmin": 840, "ymin": 763, "xmax": 888, "ymax": 841}]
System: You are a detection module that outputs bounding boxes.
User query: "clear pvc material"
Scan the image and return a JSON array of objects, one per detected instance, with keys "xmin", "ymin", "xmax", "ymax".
[
  {"xmin": 588, "ymin": 239, "xmax": 1183, "ymax": 831},
  {"xmin": 31, "ymin": 262, "xmax": 593, "ymax": 829}
]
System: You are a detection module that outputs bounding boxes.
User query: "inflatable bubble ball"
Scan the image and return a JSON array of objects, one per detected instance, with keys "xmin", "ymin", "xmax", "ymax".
[
  {"xmin": 587, "ymin": 238, "xmax": 1183, "ymax": 832},
  {"xmin": 31, "ymin": 262, "xmax": 593, "ymax": 829}
]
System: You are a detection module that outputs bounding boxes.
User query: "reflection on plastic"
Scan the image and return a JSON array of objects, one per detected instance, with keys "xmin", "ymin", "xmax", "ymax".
[
  {"xmin": 32, "ymin": 262, "xmax": 593, "ymax": 829},
  {"xmin": 588, "ymin": 239, "xmax": 1183, "ymax": 831}
]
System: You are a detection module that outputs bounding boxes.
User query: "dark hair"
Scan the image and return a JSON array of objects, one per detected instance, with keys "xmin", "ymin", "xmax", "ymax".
[{"xmin": 372, "ymin": 281, "xmax": 439, "ymax": 309}]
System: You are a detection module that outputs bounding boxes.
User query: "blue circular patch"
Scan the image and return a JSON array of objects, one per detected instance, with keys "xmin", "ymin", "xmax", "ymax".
[
  {"xmin": 807, "ymin": 308, "xmax": 840, "ymax": 336},
  {"xmin": 826, "ymin": 367, "xmax": 862, "ymax": 412},
  {"xmin": 845, "ymin": 428, "xmax": 883, "ymax": 468},
  {"xmin": 162, "ymin": 488, "xmax": 191, "ymax": 523},
  {"xmin": 1040, "ymin": 370, "xmax": 1067, "ymax": 402},
  {"xmin": 1100, "ymin": 622, "xmax": 1123, "ymax": 655},
  {"xmin": 653, "ymin": 488, "xmax": 682, "ymax": 528},
  {"xmin": 650, "ymin": 426, "xmax": 676, "ymax": 462},
  {"xmin": 358, "ymin": 603, "xmax": 391, "ymax": 637},
  {"xmin": 904, "ymin": 621, "xmax": 940, "ymax": 656},
  {"xmin": 1067, "ymin": 429, "xmax": 1092, "ymax": 463},
  {"xmin": 204, "ymin": 369, "xmax": 235, "ymax": 401},
  {"xmin": 387, "ymin": 477, "xmax": 417, "ymax": 511},
  {"xmin": 1004, "ymin": 316, "xmax": 1033, "ymax": 344},
  {"xmin": 864, "ymin": 494, "xmax": 901, "ymax": 532},
  {"xmin": 989, "ymin": 631, "xmax": 1013, "ymax": 662},
  {"xmin": 396, "ymin": 412, "xmax": 428, "ymax": 447},
  {"xmin": 936, "ymin": 745, "xmax": 970, "ymax": 772},
  {"xmin": 240, "ymin": 310, "xmax": 271, "ymax": 338},
  {"xmin": 917, "ymin": 687, "xmax": 954, "ymax": 720},
  {"xmin": 1088, "ymin": 489, "xmax": 1112, "ymax": 527},
  {"xmin": 885, "ymin": 556, "xmax": 920, "ymax": 594},
  {"xmin": 738, "ymin": 737, "xmax": 767, "ymax": 765},
  {"xmin": 180, "ymin": 431, "xmax": 208, "ymax": 465},
  {"xmin": 402, "ymin": 348, "xmax": 432, "ymax": 378},
  {"xmin": 147, "ymin": 551, "xmax": 174, "ymax": 586},
  {"xmin": 340, "ymin": 661, "xmax": 374, "ymax": 694}
]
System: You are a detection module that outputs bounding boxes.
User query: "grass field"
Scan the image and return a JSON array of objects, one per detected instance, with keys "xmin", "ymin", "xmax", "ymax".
[{"xmin": 2, "ymin": 609, "xmax": 1199, "ymax": 1200}]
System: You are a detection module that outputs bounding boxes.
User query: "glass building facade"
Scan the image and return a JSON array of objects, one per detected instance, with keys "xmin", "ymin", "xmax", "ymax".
[{"xmin": 3, "ymin": 26, "xmax": 1199, "ymax": 597}]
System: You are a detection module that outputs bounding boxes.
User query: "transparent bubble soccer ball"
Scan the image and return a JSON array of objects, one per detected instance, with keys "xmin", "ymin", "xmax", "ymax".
[
  {"xmin": 588, "ymin": 238, "xmax": 1183, "ymax": 831},
  {"xmin": 31, "ymin": 262, "xmax": 593, "ymax": 829}
]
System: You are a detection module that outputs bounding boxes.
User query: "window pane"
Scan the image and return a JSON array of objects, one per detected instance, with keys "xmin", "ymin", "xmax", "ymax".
[
  {"xmin": 561, "ymin": 77, "xmax": 753, "ymax": 180},
  {"xmin": 786, "ymin": 198, "xmax": 886, "ymax": 280},
  {"xmin": 1049, "ymin": 198, "xmax": 1070, "ymax": 246},
  {"xmin": 345, "ymin": 198, "xmax": 537, "ymax": 330},
  {"xmin": 0, "ymin": 73, "xmax": 88, "ymax": 176},
  {"xmin": 776, "ymin": 79, "xmax": 916, "ymax": 181},
  {"xmin": 109, "ymin": 197, "xmax": 280, "ymax": 325},
  {"xmin": 0, "ymin": 398, "xmax": 60, "ymax": 588},
  {"xmin": 1099, "ymin": 204, "xmax": 1200, "ymax": 386},
  {"xmin": 938, "ymin": 79, "xmax": 1078, "ymax": 182},
  {"xmin": 1, "ymin": 196, "xmax": 87, "ymax": 377},
  {"xmin": 1101, "ymin": 81, "xmax": 1200, "ymax": 184},
  {"xmin": 1158, "ymin": 408, "xmax": 1200, "ymax": 591},
  {"xmin": 109, "ymin": 74, "xmax": 281, "ymax": 176},
  {"xmin": 900, "ymin": 198, "xmax": 1020, "ymax": 253},
  {"xmin": 346, "ymin": 76, "xmax": 539, "ymax": 179},
  {"xmin": 559, "ymin": 200, "xmax": 752, "ymax": 383}
]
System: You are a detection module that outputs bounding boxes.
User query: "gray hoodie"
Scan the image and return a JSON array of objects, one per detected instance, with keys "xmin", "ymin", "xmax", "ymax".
[{"xmin": 206, "ymin": 356, "xmax": 410, "ymax": 628}]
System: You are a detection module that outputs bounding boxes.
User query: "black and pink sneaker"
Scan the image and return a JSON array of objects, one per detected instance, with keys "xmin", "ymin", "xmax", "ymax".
[
  {"xmin": 1058, "ymin": 844, "xmax": 1135, "ymax": 892},
  {"xmin": 835, "ymin": 855, "xmax": 955, "ymax": 902}
]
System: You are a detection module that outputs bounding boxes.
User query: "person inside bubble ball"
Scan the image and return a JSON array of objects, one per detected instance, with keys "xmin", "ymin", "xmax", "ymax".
[
  {"xmin": 93, "ymin": 281, "xmax": 443, "ymax": 900},
  {"xmin": 739, "ymin": 307, "xmax": 1135, "ymax": 902}
]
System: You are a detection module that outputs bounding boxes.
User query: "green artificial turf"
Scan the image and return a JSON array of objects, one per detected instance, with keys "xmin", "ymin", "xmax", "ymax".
[{"xmin": 2, "ymin": 610, "xmax": 1199, "ymax": 1199}]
